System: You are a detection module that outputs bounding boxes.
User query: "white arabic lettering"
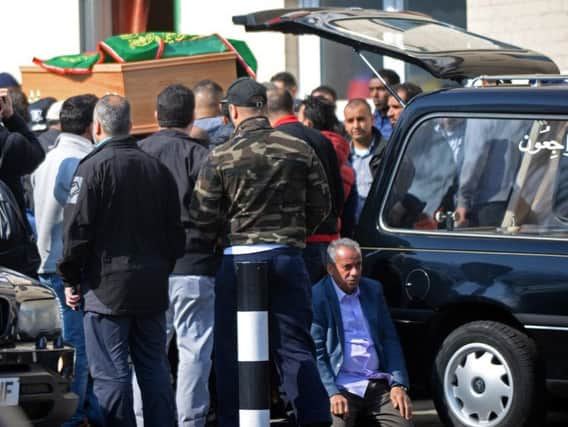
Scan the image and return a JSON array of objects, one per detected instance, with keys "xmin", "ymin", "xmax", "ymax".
[{"xmin": 518, "ymin": 135, "xmax": 568, "ymax": 158}]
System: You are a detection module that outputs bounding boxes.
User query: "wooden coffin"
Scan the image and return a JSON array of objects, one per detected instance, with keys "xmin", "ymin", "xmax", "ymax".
[{"xmin": 20, "ymin": 52, "xmax": 238, "ymax": 134}]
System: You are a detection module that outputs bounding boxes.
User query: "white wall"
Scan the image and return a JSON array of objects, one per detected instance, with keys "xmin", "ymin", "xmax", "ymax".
[
  {"xmin": 468, "ymin": 0, "xmax": 568, "ymax": 73},
  {"xmin": 3, "ymin": 0, "xmax": 82, "ymax": 83},
  {"xmin": 177, "ymin": 0, "xmax": 287, "ymax": 83}
]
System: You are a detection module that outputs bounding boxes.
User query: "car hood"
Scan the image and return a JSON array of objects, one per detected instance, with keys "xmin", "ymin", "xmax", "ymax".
[
  {"xmin": 233, "ymin": 8, "xmax": 559, "ymax": 80},
  {"xmin": 0, "ymin": 267, "xmax": 54, "ymax": 303}
]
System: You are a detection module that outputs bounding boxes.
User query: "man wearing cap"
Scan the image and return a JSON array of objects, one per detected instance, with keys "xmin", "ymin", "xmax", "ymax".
[
  {"xmin": 189, "ymin": 77, "xmax": 333, "ymax": 427},
  {"xmin": 38, "ymin": 100, "xmax": 63, "ymax": 151}
]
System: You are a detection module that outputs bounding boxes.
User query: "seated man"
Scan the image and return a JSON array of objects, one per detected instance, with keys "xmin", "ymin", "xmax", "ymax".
[{"xmin": 311, "ymin": 238, "xmax": 413, "ymax": 427}]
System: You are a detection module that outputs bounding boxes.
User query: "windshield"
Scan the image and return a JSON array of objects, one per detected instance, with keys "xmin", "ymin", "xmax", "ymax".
[{"xmin": 330, "ymin": 18, "xmax": 520, "ymax": 53}]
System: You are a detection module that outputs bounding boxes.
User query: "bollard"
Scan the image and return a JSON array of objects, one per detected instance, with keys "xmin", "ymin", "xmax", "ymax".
[{"xmin": 236, "ymin": 261, "xmax": 270, "ymax": 427}]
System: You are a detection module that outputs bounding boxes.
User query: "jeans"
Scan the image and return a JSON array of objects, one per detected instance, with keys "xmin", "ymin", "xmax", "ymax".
[
  {"xmin": 133, "ymin": 275, "xmax": 215, "ymax": 427},
  {"xmin": 84, "ymin": 312, "xmax": 175, "ymax": 427},
  {"xmin": 39, "ymin": 274, "xmax": 101, "ymax": 427},
  {"xmin": 215, "ymin": 247, "xmax": 331, "ymax": 427}
]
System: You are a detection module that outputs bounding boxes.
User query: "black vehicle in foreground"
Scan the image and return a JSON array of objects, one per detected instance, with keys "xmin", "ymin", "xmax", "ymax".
[
  {"xmin": 0, "ymin": 267, "xmax": 77, "ymax": 425},
  {"xmin": 236, "ymin": 8, "xmax": 568, "ymax": 427}
]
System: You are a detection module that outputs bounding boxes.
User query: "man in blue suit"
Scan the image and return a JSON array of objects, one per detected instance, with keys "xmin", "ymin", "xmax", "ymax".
[{"xmin": 311, "ymin": 238, "xmax": 413, "ymax": 427}]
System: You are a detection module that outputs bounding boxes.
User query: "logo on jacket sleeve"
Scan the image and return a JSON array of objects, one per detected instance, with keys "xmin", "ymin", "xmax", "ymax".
[{"xmin": 67, "ymin": 176, "xmax": 83, "ymax": 205}]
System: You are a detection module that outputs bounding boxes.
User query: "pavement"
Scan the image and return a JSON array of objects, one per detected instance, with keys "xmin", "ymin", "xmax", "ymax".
[{"xmin": 269, "ymin": 399, "xmax": 568, "ymax": 426}]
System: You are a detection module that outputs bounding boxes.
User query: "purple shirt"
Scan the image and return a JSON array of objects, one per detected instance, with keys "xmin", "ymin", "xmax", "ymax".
[{"xmin": 332, "ymin": 278, "xmax": 392, "ymax": 397}]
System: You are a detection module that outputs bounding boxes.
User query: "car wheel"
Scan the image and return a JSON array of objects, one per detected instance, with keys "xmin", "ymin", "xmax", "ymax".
[{"xmin": 432, "ymin": 320, "xmax": 542, "ymax": 427}]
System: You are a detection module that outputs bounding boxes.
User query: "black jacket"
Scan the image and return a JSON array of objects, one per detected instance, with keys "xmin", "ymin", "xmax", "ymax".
[
  {"xmin": 276, "ymin": 120, "xmax": 344, "ymax": 237},
  {"xmin": 57, "ymin": 136, "xmax": 185, "ymax": 315},
  {"xmin": 0, "ymin": 113, "xmax": 45, "ymax": 215},
  {"xmin": 139, "ymin": 129, "xmax": 219, "ymax": 276}
]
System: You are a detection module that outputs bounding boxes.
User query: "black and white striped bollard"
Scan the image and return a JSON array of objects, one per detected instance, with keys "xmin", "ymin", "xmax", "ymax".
[{"xmin": 236, "ymin": 261, "xmax": 270, "ymax": 427}]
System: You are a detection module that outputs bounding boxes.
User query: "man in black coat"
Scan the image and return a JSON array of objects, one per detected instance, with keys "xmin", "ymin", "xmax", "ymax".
[
  {"xmin": 58, "ymin": 94, "xmax": 184, "ymax": 427},
  {"xmin": 267, "ymin": 87, "xmax": 344, "ymax": 283},
  {"xmin": 0, "ymin": 88, "xmax": 45, "ymax": 276},
  {"xmin": 138, "ymin": 84, "xmax": 217, "ymax": 427}
]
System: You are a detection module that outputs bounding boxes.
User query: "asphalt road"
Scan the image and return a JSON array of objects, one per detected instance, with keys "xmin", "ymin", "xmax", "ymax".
[{"xmin": 402, "ymin": 400, "xmax": 568, "ymax": 427}]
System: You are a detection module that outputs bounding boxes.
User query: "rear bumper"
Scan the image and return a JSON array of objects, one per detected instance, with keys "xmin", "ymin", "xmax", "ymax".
[{"xmin": 0, "ymin": 344, "xmax": 78, "ymax": 425}]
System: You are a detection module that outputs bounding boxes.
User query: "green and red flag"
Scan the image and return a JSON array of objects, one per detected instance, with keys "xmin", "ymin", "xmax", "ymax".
[{"xmin": 33, "ymin": 32, "xmax": 257, "ymax": 78}]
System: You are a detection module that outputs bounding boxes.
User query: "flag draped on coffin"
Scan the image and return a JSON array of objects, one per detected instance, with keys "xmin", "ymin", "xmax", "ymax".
[{"xmin": 33, "ymin": 32, "xmax": 257, "ymax": 78}]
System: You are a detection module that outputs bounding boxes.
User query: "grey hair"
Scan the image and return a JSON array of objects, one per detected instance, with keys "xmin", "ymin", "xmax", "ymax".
[
  {"xmin": 94, "ymin": 94, "xmax": 131, "ymax": 136},
  {"xmin": 327, "ymin": 238, "xmax": 362, "ymax": 264}
]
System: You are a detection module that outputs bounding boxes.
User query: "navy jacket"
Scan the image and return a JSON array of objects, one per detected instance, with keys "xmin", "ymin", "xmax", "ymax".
[
  {"xmin": 139, "ymin": 129, "xmax": 219, "ymax": 276},
  {"xmin": 311, "ymin": 275, "xmax": 409, "ymax": 396},
  {"xmin": 276, "ymin": 120, "xmax": 344, "ymax": 237}
]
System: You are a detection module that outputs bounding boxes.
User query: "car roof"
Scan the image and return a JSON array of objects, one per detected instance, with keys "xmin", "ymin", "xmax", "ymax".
[{"xmin": 401, "ymin": 86, "xmax": 568, "ymax": 119}]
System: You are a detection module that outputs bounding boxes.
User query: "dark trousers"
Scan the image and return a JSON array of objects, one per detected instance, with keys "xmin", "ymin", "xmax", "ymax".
[
  {"xmin": 469, "ymin": 201, "xmax": 508, "ymax": 227},
  {"xmin": 302, "ymin": 242, "xmax": 330, "ymax": 284},
  {"xmin": 83, "ymin": 312, "xmax": 175, "ymax": 427},
  {"xmin": 215, "ymin": 247, "xmax": 332, "ymax": 427},
  {"xmin": 332, "ymin": 381, "xmax": 413, "ymax": 427}
]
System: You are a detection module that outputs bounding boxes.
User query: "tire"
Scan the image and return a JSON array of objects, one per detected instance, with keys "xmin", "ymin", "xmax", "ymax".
[{"xmin": 432, "ymin": 321, "xmax": 543, "ymax": 427}]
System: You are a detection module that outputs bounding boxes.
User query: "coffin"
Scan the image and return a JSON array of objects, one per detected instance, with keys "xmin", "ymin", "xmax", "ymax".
[{"xmin": 20, "ymin": 52, "xmax": 238, "ymax": 134}]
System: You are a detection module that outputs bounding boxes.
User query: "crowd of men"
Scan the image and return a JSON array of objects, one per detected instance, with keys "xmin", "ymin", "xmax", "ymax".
[{"xmin": 0, "ymin": 68, "xmax": 423, "ymax": 427}]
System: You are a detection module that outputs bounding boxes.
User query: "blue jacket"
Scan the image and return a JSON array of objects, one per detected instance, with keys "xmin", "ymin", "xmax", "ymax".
[{"xmin": 310, "ymin": 275, "xmax": 409, "ymax": 397}]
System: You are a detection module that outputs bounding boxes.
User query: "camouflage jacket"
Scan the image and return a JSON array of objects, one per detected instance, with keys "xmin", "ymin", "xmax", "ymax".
[{"xmin": 188, "ymin": 116, "xmax": 331, "ymax": 250}]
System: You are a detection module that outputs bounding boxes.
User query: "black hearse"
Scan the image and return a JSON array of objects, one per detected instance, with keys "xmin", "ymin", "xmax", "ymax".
[{"xmin": 236, "ymin": 8, "xmax": 567, "ymax": 427}]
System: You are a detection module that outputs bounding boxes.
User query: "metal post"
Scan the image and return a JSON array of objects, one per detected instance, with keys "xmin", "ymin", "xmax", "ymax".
[
  {"xmin": 236, "ymin": 262, "xmax": 270, "ymax": 427},
  {"xmin": 356, "ymin": 50, "xmax": 407, "ymax": 108}
]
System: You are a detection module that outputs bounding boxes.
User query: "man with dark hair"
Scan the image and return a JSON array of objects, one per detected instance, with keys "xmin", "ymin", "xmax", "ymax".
[
  {"xmin": 311, "ymin": 85, "xmax": 338, "ymax": 104},
  {"xmin": 344, "ymin": 99, "xmax": 387, "ymax": 218},
  {"xmin": 58, "ymin": 94, "xmax": 184, "ymax": 427},
  {"xmin": 267, "ymin": 89, "xmax": 343, "ymax": 282},
  {"xmin": 270, "ymin": 71, "xmax": 298, "ymax": 98},
  {"xmin": 138, "ymin": 84, "xmax": 214, "ymax": 427},
  {"xmin": 31, "ymin": 94, "xmax": 101, "ymax": 427},
  {"xmin": 368, "ymin": 69, "xmax": 400, "ymax": 140},
  {"xmin": 387, "ymin": 83, "xmax": 423, "ymax": 128},
  {"xmin": 299, "ymin": 96, "xmax": 357, "ymax": 238},
  {"xmin": 0, "ymin": 87, "xmax": 45, "ymax": 276},
  {"xmin": 192, "ymin": 79, "xmax": 234, "ymax": 147},
  {"xmin": 189, "ymin": 77, "xmax": 332, "ymax": 427}
]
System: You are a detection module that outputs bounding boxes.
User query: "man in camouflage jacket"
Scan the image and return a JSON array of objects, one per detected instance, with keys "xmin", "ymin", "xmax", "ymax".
[{"xmin": 189, "ymin": 77, "xmax": 332, "ymax": 427}]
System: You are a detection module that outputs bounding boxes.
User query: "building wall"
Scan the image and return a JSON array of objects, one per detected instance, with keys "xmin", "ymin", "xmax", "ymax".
[
  {"xmin": 3, "ymin": 0, "xmax": 81, "ymax": 83},
  {"xmin": 467, "ymin": 0, "xmax": 568, "ymax": 73},
  {"xmin": 177, "ymin": 0, "xmax": 288, "ymax": 84}
]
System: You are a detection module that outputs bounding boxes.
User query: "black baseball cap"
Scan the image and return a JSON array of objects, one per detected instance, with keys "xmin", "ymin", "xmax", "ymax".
[{"xmin": 221, "ymin": 77, "xmax": 267, "ymax": 108}]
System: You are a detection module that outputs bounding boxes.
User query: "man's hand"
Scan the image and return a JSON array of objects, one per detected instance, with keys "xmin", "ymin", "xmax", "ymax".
[
  {"xmin": 64, "ymin": 286, "xmax": 81, "ymax": 310},
  {"xmin": 0, "ymin": 89, "xmax": 14, "ymax": 120},
  {"xmin": 455, "ymin": 206, "xmax": 468, "ymax": 226},
  {"xmin": 330, "ymin": 393, "xmax": 349, "ymax": 418},
  {"xmin": 390, "ymin": 386, "xmax": 412, "ymax": 420}
]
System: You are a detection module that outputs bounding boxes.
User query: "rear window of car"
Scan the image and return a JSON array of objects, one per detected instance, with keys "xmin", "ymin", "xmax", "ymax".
[
  {"xmin": 382, "ymin": 115, "xmax": 568, "ymax": 238},
  {"xmin": 330, "ymin": 18, "xmax": 520, "ymax": 53}
]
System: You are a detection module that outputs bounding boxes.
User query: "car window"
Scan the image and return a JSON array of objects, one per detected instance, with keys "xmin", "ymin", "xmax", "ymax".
[
  {"xmin": 383, "ymin": 116, "xmax": 568, "ymax": 237},
  {"xmin": 330, "ymin": 18, "xmax": 519, "ymax": 53}
]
